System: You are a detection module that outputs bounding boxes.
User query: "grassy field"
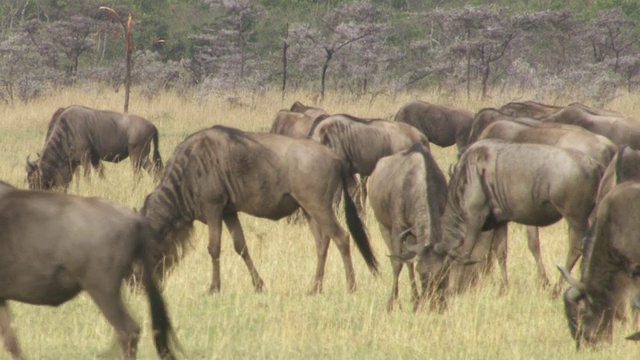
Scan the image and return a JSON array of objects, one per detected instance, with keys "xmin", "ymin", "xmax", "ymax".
[{"xmin": 1, "ymin": 85, "xmax": 639, "ymax": 359}]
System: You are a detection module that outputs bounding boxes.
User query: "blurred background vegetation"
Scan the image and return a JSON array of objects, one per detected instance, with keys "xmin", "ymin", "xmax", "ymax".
[{"xmin": 2, "ymin": 0, "xmax": 640, "ymax": 106}]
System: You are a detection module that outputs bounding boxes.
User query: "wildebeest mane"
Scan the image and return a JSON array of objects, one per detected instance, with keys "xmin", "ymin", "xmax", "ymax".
[
  {"xmin": 406, "ymin": 142, "xmax": 446, "ymax": 245},
  {"xmin": 307, "ymin": 114, "xmax": 375, "ymax": 138},
  {"xmin": 141, "ymin": 126, "xmax": 269, "ymax": 275},
  {"xmin": 37, "ymin": 116, "xmax": 77, "ymax": 188},
  {"xmin": 45, "ymin": 107, "xmax": 66, "ymax": 139}
]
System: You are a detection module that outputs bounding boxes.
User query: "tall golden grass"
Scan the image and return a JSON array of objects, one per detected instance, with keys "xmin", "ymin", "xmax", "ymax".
[{"xmin": 0, "ymin": 85, "xmax": 638, "ymax": 359}]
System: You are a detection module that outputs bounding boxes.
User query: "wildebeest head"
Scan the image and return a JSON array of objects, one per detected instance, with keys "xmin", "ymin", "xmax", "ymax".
[
  {"xmin": 558, "ymin": 266, "xmax": 617, "ymax": 349},
  {"xmin": 25, "ymin": 154, "xmax": 71, "ymax": 190},
  {"xmin": 399, "ymin": 233, "xmax": 455, "ymax": 312}
]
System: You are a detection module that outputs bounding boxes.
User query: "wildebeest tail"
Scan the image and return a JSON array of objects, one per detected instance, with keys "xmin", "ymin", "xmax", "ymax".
[
  {"xmin": 138, "ymin": 231, "xmax": 179, "ymax": 359},
  {"xmin": 340, "ymin": 168, "xmax": 379, "ymax": 273},
  {"xmin": 152, "ymin": 129, "xmax": 164, "ymax": 176}
]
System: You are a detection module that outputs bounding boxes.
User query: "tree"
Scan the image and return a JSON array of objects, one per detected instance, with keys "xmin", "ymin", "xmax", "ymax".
[
  {"xmin": 99, "ymin": 6, "xmax": 133, "ymax": 113},
  {"xmin": 48, "ymin": 16, "xmax": 98, "ymax": 79},
  {"xmin": 587, "ymin": 8, "xmax": 639, "ymax": 73},
  {"xmin": 290, "ymin": 1, "xmax": 388, "ymax": 100}
]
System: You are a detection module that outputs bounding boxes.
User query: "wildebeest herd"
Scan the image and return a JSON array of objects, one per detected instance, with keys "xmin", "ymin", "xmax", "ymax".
[{"xmin": 3, "ymin": 99, "xmax": 640, "ymax": 358}]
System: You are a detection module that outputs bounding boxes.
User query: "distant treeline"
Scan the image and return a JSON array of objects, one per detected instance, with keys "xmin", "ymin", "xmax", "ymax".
[{"xmin": 1, "ymin": 0, "xmax": 640, "ymax": 104}]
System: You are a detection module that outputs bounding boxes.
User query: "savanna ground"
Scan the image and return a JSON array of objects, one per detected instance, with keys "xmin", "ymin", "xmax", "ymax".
[{"xmin": 1, "ymin": 85, "xmax": 639, "ymax": 359}]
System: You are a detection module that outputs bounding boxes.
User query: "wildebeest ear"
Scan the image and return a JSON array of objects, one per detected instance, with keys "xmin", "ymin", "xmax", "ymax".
[{"xmin": 26, "ymin": 155, "xmax": 37, "ymax": 170}]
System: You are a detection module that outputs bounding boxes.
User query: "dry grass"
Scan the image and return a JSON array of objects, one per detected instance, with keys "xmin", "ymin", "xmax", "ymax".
[{"xmin": 0, "ymin": 86, "xmax": 639, "ymax": 359}]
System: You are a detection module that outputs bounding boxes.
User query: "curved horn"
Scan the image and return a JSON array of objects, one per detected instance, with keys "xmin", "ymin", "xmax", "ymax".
[
  {"xmin": 26, "ymin": 155, "xmax": 35, "ymax": 166},
  {"xmin": 556, "ymin": 265, "xmax": 586, "ymax": 292}
]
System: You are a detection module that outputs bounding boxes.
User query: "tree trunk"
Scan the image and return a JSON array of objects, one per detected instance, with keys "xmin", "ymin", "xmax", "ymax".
[
  {"xmin": 321, "ymin": 48, "xmax": 333, "ymax": 102},
  {"xmin": 123, "ymin": 13, "xmax": 132, "ymax": 113},
  {"xmin": 281, "ymin": 23, "xmax": 288, "ymax": 101}
]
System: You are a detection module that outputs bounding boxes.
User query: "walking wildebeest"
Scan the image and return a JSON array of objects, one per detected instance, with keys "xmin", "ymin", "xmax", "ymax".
[
  {"xmin": 542, "ymin": 104, "xmax": 640, "ymax": 149},
  {"xmin": 400, "ymin": 140, "xmax": 604, "ymax": 308},
  {"xmin": 26, "ymin": 105, "xmax": 163, "ymax": 190},
  {"xmin": 368, "ymin": 143, "xmax": 448, "ymax": 312},
  {"xmin": 0, "ymin": 181, "xmax": 176, "ymax": 360},
  {"xmin": 141, "ymin": 125, "xmax": 378, "ymax": 295},
  {"xmin": 498, "ymin": 101, "xmax": 562, "ymax": 119},
  {"xmin": 394, "ymin": 100, "xmax": 474, "ymax": 150},
  {"xmin": 558, "ymin": 174, "xmax": 640, "ymax": 348}
]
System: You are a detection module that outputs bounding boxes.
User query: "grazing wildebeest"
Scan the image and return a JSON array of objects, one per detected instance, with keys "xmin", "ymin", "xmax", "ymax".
[
  {"xmin": 308, "ymin": 114, "xmax": 430, "ymax": 214},
  {"xmin": 394, "ymin": 100, "xmax": 474, "ymax": 150},
  {"xmin": 26, "ymin": 105, "xmax": 163, "ymax": 190},
  {"xmin": 401, "ymin": 140, "xmax": 604, "ymax": 308},
  {"xmin": 289, "ymin": 101, "xmax": 329, "ymax": 120},
  {"xmin": 368, "ymin": 143, "xmax": 448, "ymax": 312},
  {"xmin": 0, "ymin": 181, "xmax": 176, "ymax": 360},
  {"xmin": 542, "ymin": 104, "xmax": 640, "ymax": 149},
  {"xmin": 141, "ymin": 125, "xmax": 378, "ymax": 295},
  {"xmin": 558, "ymin": 179, "xmax": 640, "ymax": 348},
  {"xmin": 498, "ymin": 101, "xmax": 562, "ymax": 119},
  {"xmin": 472, "ymin": 118, "xmax": 615, "ymax": 286},
  {"xmin": 477, "ymin": 119, "xmax": 616, "ymax": 166}
]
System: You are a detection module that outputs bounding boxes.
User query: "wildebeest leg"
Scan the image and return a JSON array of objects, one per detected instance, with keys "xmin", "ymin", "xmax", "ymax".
[
  {"xmin": 379, "ymin": 225, "xmax": 403, "ymax": 312},
  {"xmin": 358, "ymin": 175, "xmax": 368, "ymax": 216},
  {"xmin": 307, "ymin": 217, "xmax": 331, "ymax": 295},
  {"xmin": 525, "ymin": 225, "xmax": 550, "ymax": 288},
  {"xmin": 223, "ymin": 213, "xmax": 265, "ymax": 292},
  {"xmin": 308, "ymin": 212, "xmax": 356, "ymax": 293},
  {"xmin": 129, "ymin": 141, "xmax": 152, "ymax": 175},
  {"xmin": 0, "ymin": 301, "xmax": 22, "ymax": 359},
  {"xmin": 206, "ymin": 212, "xmax": 224, "ymax": 293},
  {"xmin": 492, "ymin": 224, "xmax": 509, "ymax": 295},
  {"xmin": 86, "ymin": 287, "xmax": 140, "ymax": 360}
]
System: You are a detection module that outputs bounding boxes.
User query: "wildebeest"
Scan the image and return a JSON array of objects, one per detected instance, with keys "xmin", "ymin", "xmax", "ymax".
[
  {"xmin": 472, "ymin": 117, "xmax": 615, "ymax": 287},
  {"xmin": 498, "ymin": 101, "xmax": 562, "ymax": 119},
  {"xmin": 394, "ymin": 100, "xmax": 474, "ymax": 149},
  {"xmin": 368, "ymin": 143, "xmax": 448, "ymax": 312},
  {"xmin": 270, "ymin": 102, "xmax": 330, "ymax": 139},
  {"xmin": 308, "ymin": 114, "xmax": 430, "ymax": 213},
  {"xmin": 270, "ymin": 110, "xmax": 319, "ymax": 139},
  {"xmin": 401, "ymin": 140, "xmax": 604, "ymax": 307},
  {"xmin": 566, "ymin": 102, "xmax": 625, "ymax": 117},
  {"xmin": 0, "ymin": 181, "xmax": 176, "ymax": 359},
  {"xmin": 542, "ymin": 104, "xmax": 640, "ymax": 149},
  {"xmin": 558, "ymin": 170, "xmax": 640, "ymax": 348},
  {"xmin": 141, "ymin": 125, "xmax": 378, "ymax": 295},
  {"xmin": 289, "ymin": 101, "xmax": 329, "ymax": 120},
  {"xmin": 307, "ymin": 114, "xmax": 430, "ymax": 177},
  {"xmin": 476, "ymin": 118, "xmax": 616, "ymax": 166},
  {"xmin": 26, "ymin": 105, "xmax": 163, "ymax": 190}
]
